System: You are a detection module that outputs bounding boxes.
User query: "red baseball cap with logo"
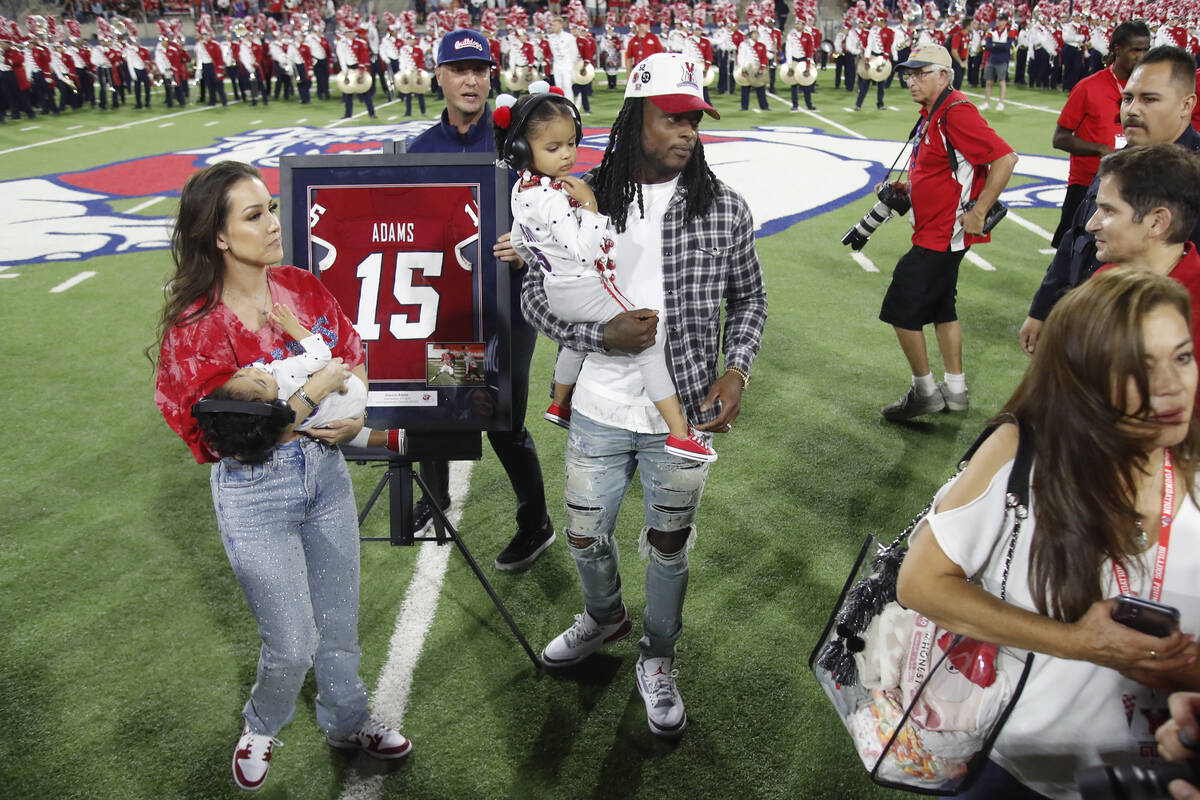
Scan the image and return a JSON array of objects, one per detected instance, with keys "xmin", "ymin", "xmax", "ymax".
[{"xmin": 624, "ymin": 52, "xmax": 720, "ymax": 119}]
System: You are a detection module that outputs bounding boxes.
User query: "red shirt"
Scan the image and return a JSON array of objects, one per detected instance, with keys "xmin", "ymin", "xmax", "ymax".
[
  {"xmin": 155, "ymin": 266, "xmax": 365, "ymax": 463},
  {"xmin": 626, "ymin": 33, "xmax": 664, "ymax": 66},
  {"xmin": 1057, "ymin": 66, "xmax": 1125, "ymax": 187},
  {"xmin": 909, "ymin": 91, "xmax": 1014, "ymax": 251}
]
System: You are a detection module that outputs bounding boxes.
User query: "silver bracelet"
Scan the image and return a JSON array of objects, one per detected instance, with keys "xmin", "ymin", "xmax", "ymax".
[{"xmin": 294, "ymin": 387, "xmax": 317, "ymax": 411}]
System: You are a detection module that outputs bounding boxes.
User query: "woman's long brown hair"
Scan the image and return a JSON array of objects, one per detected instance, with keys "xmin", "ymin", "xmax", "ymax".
[
  {"xmin": 147, "ymin": 161, "xmax": 264, "ymax": 364},
  {"xmin": 1000, "ymin": 267, "xmax": 1200, "ymax": 622}
]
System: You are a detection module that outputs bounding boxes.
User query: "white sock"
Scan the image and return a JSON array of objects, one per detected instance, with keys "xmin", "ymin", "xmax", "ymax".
[
  {"xmin": 912, "ymin": 373, "xmax": 936, "ymax": 395},
  {"xmin": 944, "ymin": 372, "xmax": 967, "ymax": 392}
]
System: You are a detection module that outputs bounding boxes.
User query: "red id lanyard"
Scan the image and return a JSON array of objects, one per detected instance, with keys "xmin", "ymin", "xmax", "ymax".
[{"xmin": 1113, "ymin": 449, "xmax": 1175, "ymax": 602}]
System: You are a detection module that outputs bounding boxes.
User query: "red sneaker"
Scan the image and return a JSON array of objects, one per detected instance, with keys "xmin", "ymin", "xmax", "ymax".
[
  {"xmin": 543, "ymin": 402, "xmax": 571, "ymax": 429},
  {"xmin": 665, "ymin": 429, "xmax": 718, "ymax": 463}
]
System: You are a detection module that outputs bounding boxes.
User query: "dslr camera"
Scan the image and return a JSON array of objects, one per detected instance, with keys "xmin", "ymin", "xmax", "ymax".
[{"xmin": 841, "ymin": 182, "xmax": 911, "ymax": 251}]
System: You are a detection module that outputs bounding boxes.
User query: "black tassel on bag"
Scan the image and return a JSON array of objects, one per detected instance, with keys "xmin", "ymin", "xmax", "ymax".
[{"xmin": 817, "ymin": 498, "xmax": 937, "ymax": 687}]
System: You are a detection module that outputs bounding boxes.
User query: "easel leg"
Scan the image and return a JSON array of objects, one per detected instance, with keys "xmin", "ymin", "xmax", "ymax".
[{"xmin": 413, "ymin": 471, "xmax": 542, "ymax": 669}]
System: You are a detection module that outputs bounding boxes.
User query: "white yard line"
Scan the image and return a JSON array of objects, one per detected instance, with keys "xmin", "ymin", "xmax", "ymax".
[
  {"xmin": 127, "ymin": 196, "xmax": 166, "ymax": 214},
  {"xmin": 1006, "ymin": 210, "xmax": 1055, "ymax": 241},
  {"xmin": 0, "ymin": 103, "xmax": 218, "ymax": 156},
  {"xmin": 158, "ymin": 122, "xmax": 174, "ymax": 128},
  {"xmin": 964, "ymin": 250, "xmax": 995, "ymax": 271},
  {"xmin": 324, "ymin": 99, "xmax": 401, "ymax": 129},
  {"xmin": 959, "ymin": 90, "xmax": 1059, "ymax": 114},
  {"xmin": 66, "ymin": 124, "xmax": 84, "ymax": 130},
  {"xmin": 764, "ymin": 90, "xmax": 868, "ymax": 139},
  {"xmin": 49, "ymin": 271, "xmax": 97, "ymax": 293},
  {"xmin": 1038, "ymin": 247, "xmax": 1057, "ymax": 254},
  {"xmin": 336, "ymin": 460, "xmax": 474, "ymax": 800},
  {"xmin": 0, "ymin": 266, "xmax": 18, "ymax": 278},
  {"xmin": 850, "ymin": 252, "xmax": 878, "ymax": 272}
]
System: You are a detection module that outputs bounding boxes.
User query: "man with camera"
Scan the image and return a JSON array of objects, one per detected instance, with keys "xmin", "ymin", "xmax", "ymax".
[
  {"xmin": 877, "ymin": 44, "xmax": 1016, "ymax": 422},
  {"xmin": 1019, "ymin": 46, "xmax": 1200, "ymax": 356}
]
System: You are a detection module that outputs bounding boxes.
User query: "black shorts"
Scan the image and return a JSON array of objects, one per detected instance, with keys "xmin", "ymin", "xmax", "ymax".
[{"xmin": 878, "ymin": 245, "xmax": 966, "ymax": 331}]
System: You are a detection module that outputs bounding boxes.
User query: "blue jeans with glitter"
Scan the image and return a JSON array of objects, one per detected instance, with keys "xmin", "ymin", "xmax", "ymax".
[
  {"xmin": 210, "ymin": 438, "xmax": 368, "ymax": 739},
  {"xmin": 563, "ymin": 412, "xmax": 711, "ymax": 659}
]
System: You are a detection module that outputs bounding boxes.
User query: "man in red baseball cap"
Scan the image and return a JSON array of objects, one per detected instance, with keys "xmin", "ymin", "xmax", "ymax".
[{"xmin": 623, "ymin": 51, "xmax": 720, "ymax": 119}]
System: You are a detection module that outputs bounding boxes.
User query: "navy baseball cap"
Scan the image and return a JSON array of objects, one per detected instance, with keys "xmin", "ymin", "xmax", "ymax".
[{"xmin": 436, "ymin": 29, "xmax": 494, "ymax": 66}]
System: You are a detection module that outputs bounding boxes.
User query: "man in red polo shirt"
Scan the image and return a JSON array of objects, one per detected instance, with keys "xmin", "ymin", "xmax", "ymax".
[
  {"xmin": 624, "ymin": 17, "xmax": 663, "ymax": 70},
  {"xmin": 1050, "ymin": 21, "xmax": 1151, "ymax": 247},
  {"xmin": 878, "ymin": 44, "xmax": 1017, "ymax": 422}
]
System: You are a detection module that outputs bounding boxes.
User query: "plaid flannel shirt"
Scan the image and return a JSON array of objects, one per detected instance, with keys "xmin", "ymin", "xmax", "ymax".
[{"xmin": 520, "ymin": 173, "xmax": 768, "ymax": 426}]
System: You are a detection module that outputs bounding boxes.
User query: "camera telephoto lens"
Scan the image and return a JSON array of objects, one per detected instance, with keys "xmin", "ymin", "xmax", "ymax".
[{"xmin": 1076, "ymin": 760, "xmax": 1200, "ymax": 800}]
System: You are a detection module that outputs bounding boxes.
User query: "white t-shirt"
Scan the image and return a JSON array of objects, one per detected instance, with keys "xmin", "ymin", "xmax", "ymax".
[
  {"xmin": 572, "ymin": 177, "xmax": 678, "ymax": 434},
  {"xmin": 921, "ymin": 457, "xmax": 1200, "ymax": 799}
]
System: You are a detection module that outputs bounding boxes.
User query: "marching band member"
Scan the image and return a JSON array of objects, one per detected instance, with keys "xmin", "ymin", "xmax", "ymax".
[
  {"xmin": 853, "ymin": 11, "xmax": 892, "ymax": 111},
  {"xmin": 397, "ymin": 29, "xmax": 427, "ymax": 116},
  {"xmin": 573, "ymin": 20, "xmax": 596, "ymax": 112},
  {"xmin": 785, "ymin": 14, "xmax": 817, "ymax": 111},
  {"xmin": 737, "ymin": 26, "xmax": 768, "ymax": 112},
  {"xmin": 547, "ymin": 15, "xmax": 576, "ymax": 93}
]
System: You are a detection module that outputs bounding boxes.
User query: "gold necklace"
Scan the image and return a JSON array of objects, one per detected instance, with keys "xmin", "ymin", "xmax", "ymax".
[{"xmin": 223, "ymin": 279, "xmax": 272, "ymax": 319}]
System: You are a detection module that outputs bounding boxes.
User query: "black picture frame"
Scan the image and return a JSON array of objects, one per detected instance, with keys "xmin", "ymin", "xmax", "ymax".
[{"xmin": 279, "ymin": 152, "xmax": 512, "ymax": 434}]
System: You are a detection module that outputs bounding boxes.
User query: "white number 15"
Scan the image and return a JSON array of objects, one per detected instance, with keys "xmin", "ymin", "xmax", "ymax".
[{"xmin": 353, "ymin": 251, "xmax": 442, "ymax": 341}]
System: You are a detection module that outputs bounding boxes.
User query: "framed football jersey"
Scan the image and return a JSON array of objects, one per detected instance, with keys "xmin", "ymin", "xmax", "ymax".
[{"xmin": 280, "ymin": 153, "xmax": 512, "ymax": 434}]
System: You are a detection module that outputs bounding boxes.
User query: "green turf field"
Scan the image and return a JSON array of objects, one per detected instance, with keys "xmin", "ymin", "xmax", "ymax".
[{"xmin": 0, "ymin": 71, "xmax": 1073, "ymax": 798}]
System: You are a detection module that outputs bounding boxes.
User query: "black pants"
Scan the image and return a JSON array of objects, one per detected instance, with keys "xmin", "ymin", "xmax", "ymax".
[
  {"xmin": 856, "ymin": 77, "xmax": 885, "ymax": 109},
  {"xmin": 740, "ymin": 84, "xmax": 767, "ymax": 110},
  {"xmin": 202, "ymin": 63, "xmax": 227, "ymax": 106},
  {"xmin": 314, "ymin": 58, "xmax": 330, "ymax": 99},
  {"xmin": 402, "ymin": 91, "xmax": 425, "ymax": 115},
  {"xmin": 1014, "ymin": 46, "xmax": 1028, "ymax": 84},
  {"xmin": 840, "ymin": 54, "xmax": 856, "ymax": 92},
  {"xmin": 342, "ymin": 81, "xmax": 375, "ymax": 117},
  {"xmin": 133, "ymin": 67, "xmax": 151, "ymax": 107},
  {"xmin": 790, "ymin": 83, "xmax": 814, "ymax": 109},
  {"xmin": 1061, "ymin": 44, "xmax": 1082, "ymax": 92},
  {"xmin": 420, "ymin": 321, "xmax": 550, "ymax": 533}
]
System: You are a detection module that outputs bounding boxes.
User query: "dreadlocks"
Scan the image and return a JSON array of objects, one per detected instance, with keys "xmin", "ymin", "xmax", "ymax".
[{"xmin": 591, "ymin": 98, "xmax": 719, "ymax": 234}]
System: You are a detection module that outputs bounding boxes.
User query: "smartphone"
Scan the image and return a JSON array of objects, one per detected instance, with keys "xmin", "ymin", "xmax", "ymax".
[{"xmin": 1111, "ymin": 594, "xmax": 1181, "ymax": 637}]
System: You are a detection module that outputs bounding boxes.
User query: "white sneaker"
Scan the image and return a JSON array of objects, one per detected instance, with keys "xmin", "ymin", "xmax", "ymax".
[
  {"xmin": 540, "ymin": 605, "xmax": 632, "ymax": 667},
  {"xmin": 327, "ymin": 715, "xmax": 413, "ymax": 759},
  {"xmin": 232, "ymin": 724, "xmax": 280, "ymax": 791},
  {"xmin": 979, "ymin": 101, "xmax": 990, "ymax": 111},
  {"xmin": 996, "ymin": 101, "xmax": 1005, "ymax": 111},
  {"xmin": 635, "ymin": 656, "xmax": 687, "ymax": 737}
]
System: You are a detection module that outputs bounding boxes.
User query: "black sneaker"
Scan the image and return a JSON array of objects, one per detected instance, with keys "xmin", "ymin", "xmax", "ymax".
[
  {"xmin": 494, "ymin": 521, "xmax": 555, "ymax": 572},
  {"xmin": 412, "ymin": 496, "xmax": 450, "ymax": 535}
]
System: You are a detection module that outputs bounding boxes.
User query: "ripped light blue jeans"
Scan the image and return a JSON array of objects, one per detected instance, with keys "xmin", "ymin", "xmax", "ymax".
[
  {"xmin": 210, "ymin": 438, "xmax": 369, "ymax": 739},
  {"xmin": 564, "ymin": 412, "xmax": 711, "ymax": 659}
]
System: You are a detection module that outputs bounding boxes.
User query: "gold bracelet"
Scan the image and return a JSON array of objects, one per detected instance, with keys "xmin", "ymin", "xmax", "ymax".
[{"xmin": 726, "ymin": 366, "xmax": 750, "ymax": 389}]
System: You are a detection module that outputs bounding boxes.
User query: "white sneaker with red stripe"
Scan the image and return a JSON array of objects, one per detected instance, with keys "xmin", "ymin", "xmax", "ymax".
[
  {"xmin": 541, "ymin": 605, "xmax": 632, "ymax": 667},
  {"xmin": 635, "ymin": 656, "xmax": 687, "ymax": 737},
  {"xmin": 664, "ymin": 428, "xmax": 718, "ymax": 463},
  {"xmin": 232, "ymin": 724, "xmax": 280, "ymax": 792},
  {"xmin": 327, "ymin": 716, "xmax": 413, "ymax": 760}
]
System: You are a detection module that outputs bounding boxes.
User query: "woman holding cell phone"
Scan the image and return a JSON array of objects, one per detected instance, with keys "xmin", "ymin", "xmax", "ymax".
[{"xmin": 897, "ymin": 268, "xmax": 1200, "ymax": 799}]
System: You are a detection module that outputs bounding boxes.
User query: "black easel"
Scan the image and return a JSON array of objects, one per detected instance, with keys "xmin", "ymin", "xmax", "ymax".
[{"xmin": 342, "ymin": 433, "xmax": 540, "ymax": 669}]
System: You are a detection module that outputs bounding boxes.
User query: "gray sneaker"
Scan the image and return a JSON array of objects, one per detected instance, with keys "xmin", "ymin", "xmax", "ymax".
[
  {"xmin": 938, "ymin": 381, "xmax": 970, "ymax": 412},
  {"xmin": 881, "ymin": 385, "xmax": 946, "ymax": 422}
]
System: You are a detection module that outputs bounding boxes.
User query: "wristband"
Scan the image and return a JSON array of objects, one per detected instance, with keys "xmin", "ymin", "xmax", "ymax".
[
  {"xmin": 294, "ymin": 387, "xmax": 317, "ymax": 411},
  {"xmin": 726, "ymin": 366, "xmax": 750, "ymax": 389}
]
